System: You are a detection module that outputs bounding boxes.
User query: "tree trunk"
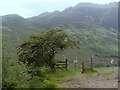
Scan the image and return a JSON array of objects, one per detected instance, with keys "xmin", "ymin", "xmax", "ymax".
[{"xmin": 50, "ymin": 64, "xmax": 55, "ymax": 72}]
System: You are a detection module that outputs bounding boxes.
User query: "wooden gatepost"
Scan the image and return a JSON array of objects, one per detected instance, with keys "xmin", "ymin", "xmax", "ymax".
[
  {"xmin": 90, "ymin": 53, "xmax": 94, "ymax": 70},
  {"xmin": 81, "ymin": 53, "xmax": 94, "ymax": 73},
  {"xmin": 81, "ymin": 61, "xmax": 85, "ymax": 73},
  {"xmin": 55, "ymin": 59, "xmax": 68, "ymax": 71}
]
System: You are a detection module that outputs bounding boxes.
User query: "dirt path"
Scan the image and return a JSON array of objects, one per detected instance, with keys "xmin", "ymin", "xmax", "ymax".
[{"xmin": 58, "ymin": 67, "xmax": 118, "ymax": 88}]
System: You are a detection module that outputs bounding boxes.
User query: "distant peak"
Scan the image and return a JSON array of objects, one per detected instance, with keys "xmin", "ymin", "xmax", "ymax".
[
  {"xmin": 53, "ymin": 10, "xmax": 60, "ymax": 13},
  {"xmin": 3, "ymin": 14, "xmax": 22, "ymax": 17},
  {"xmin": 74, "ymin": 3, "xmax": 102, "ymax": 9},
  {"xmin": 74, "ymin": 2, "xmax": 118, "ymax": 9},
  {"xmin": 2, "ymin": 14, "xmax": 25, "ymax": 20},
  {"xmin": 108, "ymin": 2, "xmax": 118, "ymax": 6},
  {"xmin": 76, "ymin": 3, "xmax": 98, "ymax": 6},
  {"xmin": 39, "ymin": 12, "xmax": 49, "ymax": 16}
]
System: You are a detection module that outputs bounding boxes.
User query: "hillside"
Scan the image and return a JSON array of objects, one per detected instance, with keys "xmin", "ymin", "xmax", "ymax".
[
  {"xmin": 2, "ymin": 2, "xmax": 118, "ymax": 58},
  {"xmin": 2, "ymin": 14, "xmax": 41, "ymax": 55}
]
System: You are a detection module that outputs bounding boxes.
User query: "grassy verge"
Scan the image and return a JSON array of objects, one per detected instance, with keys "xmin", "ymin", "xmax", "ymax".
[
  {"xmin": 49, "ymin": 67, "xmax": 81, "ymax": 78},
  {"xmin": 84, "ymin": 68, "xmax": 97, "ymax": 73},
  {"xmin": 46, "ymin": 67, "xmax": 82, "ymax": 87}
]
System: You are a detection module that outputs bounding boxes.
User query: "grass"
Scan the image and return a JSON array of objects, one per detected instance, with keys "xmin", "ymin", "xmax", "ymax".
[
  {"xmin": 47, "ymin": 67, "xmax": 104, "ymax": 88},
  {"xmin": 48, "ymin": 65, "xmax": 103, "ymax": 79},
  {"xmin": 46, "ymin": 67, "xmax": 82, "ymax": 88},
  {"xmin": 48, "ymin": 67, "xmax": 98, "ymax": 79},
  {"xmin": 49, "ymin": 67, "xmax": 81, "ymax": 78},
  {"xmin": 84, "ymin": 68, "xmax": 97, "ymax": 74}
]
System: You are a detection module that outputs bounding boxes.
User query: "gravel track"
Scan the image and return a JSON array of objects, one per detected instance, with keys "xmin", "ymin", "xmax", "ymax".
[{"xmin": 58, "ymin": 67, "xmax": 118, "ymax": 88}]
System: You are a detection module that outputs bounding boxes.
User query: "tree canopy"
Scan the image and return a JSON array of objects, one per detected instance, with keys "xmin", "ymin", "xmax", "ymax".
[{"xmin": 17, "ymin": 29, "xmax": 78, "ymax": 71}]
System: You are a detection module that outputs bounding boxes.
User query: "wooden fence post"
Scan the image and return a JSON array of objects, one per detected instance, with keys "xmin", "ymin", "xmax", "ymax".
[
  {"xmin": 65, "ymin": 59, "xmax": 68, "ymax": 71},
  {"xmin": 90, "ymin": 53, "xmax": 93, "ymax": 70},
  {"xmin": 81, "ymin": 61, "xmax": 85, "ymax": 73}
]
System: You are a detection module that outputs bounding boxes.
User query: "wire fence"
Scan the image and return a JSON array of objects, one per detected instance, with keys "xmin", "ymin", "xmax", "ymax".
[{"xmin": 55, "ymin": 49, "xmax": 118, "ymax": 71}]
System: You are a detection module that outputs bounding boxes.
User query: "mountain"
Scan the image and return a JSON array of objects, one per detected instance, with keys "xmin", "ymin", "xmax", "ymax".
[
  {"xmin": 27, "ymin": 2, "xmax": 118, "ymax": 30},
  {"xmin": 2, "ymin": 2, "xmax": 118, "ymax": 58},
  {"xmin": 2, "ymin": 14, "xmax": 41, "ymax": 55}
]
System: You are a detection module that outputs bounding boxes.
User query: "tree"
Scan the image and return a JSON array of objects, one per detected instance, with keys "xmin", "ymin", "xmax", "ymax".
[{"xmin": 17, "ymin": 29, "xmax": 77, "ymax": 71}]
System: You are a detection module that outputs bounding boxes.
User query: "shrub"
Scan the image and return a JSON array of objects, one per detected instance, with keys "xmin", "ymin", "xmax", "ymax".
[
  {"xmin": 2, "ymin": 59, "xmax": 30, "ymax": 88},
  {"xmin": 2, "ymin": 58, "xmax": 60, "ymax": 88},
  {"xmin": 42, "ymin": 80, "xmax": 60, "ymax": 89}
]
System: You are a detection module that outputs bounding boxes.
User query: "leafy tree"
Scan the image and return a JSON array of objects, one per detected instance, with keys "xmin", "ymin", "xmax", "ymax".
[{"xmin": 17, "ymin": 29, "xmax": 77, "ymax": 71}]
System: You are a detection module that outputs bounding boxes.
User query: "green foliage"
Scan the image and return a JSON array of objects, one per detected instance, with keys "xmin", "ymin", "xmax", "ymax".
[
  {"xmin": 2, "ymin": 4, "xmax": 118, "ymax": 64},
  {"xmin": 65, "ymin": 28, "xmax": 118, "ymax": 57},
  {"xmin": 17, "ymin": 29, "xmax": 77, "ymax": 71},
  {"xmin": 41, "ymin": 80, "xmax": 60, "ymax": 89},
  {"xmin": 2, "ymin": 58, "xmax": 60, "ymax": 88},
  {"xmin": 2, "ymin": 59, "xmax": 31, "ymax": 88},
  {"xmin": 2, "ymin": 4, "xmax": 118, "ymax": 88},
  {"xmin": 27, "ymin": 66, "xmax": 50, "ymax": 82},
  {"xmin": 28, "ymin": 76, "xmax": 59, "ymax": 88},
  {"xmin": 49, "ymin": 68, "xmax": 81, "ymax": 78}
]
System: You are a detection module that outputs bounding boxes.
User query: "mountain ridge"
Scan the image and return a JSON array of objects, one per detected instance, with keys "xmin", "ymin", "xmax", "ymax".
[
  {"xmin": 2, "ymin": 2, "xmax": 118, "ymax": 58},
  {"xmin": 26, "ymin": 2, "xmax": 118, "ymax": 30}
]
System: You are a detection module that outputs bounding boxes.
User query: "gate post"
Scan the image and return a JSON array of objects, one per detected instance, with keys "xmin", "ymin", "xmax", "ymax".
[
  {"xmin": 90, "ymin": 53, "xmax": 93, "ymax": 70},
  {"xmin": 81, "ymin": 61, "xmax": 85, "ymax": 73},
  {"xmin": 65, "ymin": 59, "xmax": 68, "ymax": 71}
]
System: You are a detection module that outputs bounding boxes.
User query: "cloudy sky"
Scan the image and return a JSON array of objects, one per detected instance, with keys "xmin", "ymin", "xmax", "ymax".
[{"xmin": 0, "ymin": 0, "xmax": 119, "ymax": 18}]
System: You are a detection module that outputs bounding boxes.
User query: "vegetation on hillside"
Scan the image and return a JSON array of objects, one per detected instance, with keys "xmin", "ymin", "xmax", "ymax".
[
  {"xmin": 2, "ymin": 2, "xmax": 118, "ymax": 88},
  {"xmin": 2, "ymin": 29, "xmax": 78, "ymax": 88},
  {"xmin": 2, "ymin": 2, "xmax": 118, "ymax": 59}
]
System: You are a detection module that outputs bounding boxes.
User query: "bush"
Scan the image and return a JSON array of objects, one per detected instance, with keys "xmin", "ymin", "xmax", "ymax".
[
  {"xmin": 42, "ymin": 80, "xmax": 60, "ymax": 89},
  {"xmin": 2, "ymin": 58, "xmax": 60, "ymax": 88},
  {"xmin": 27, "ymin": 66, "xmax": 49, "ymax": 78},
  {"xmin": 2, "ymin": 59, "xmax": 31, "ymax": 88},
  {"xmin": 106, "ymin": 64, "xmax": 111, "ymax": 67},
  {"xmin": 84, "ymin": 67, "xmax": 97, "ymax": 73}
]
